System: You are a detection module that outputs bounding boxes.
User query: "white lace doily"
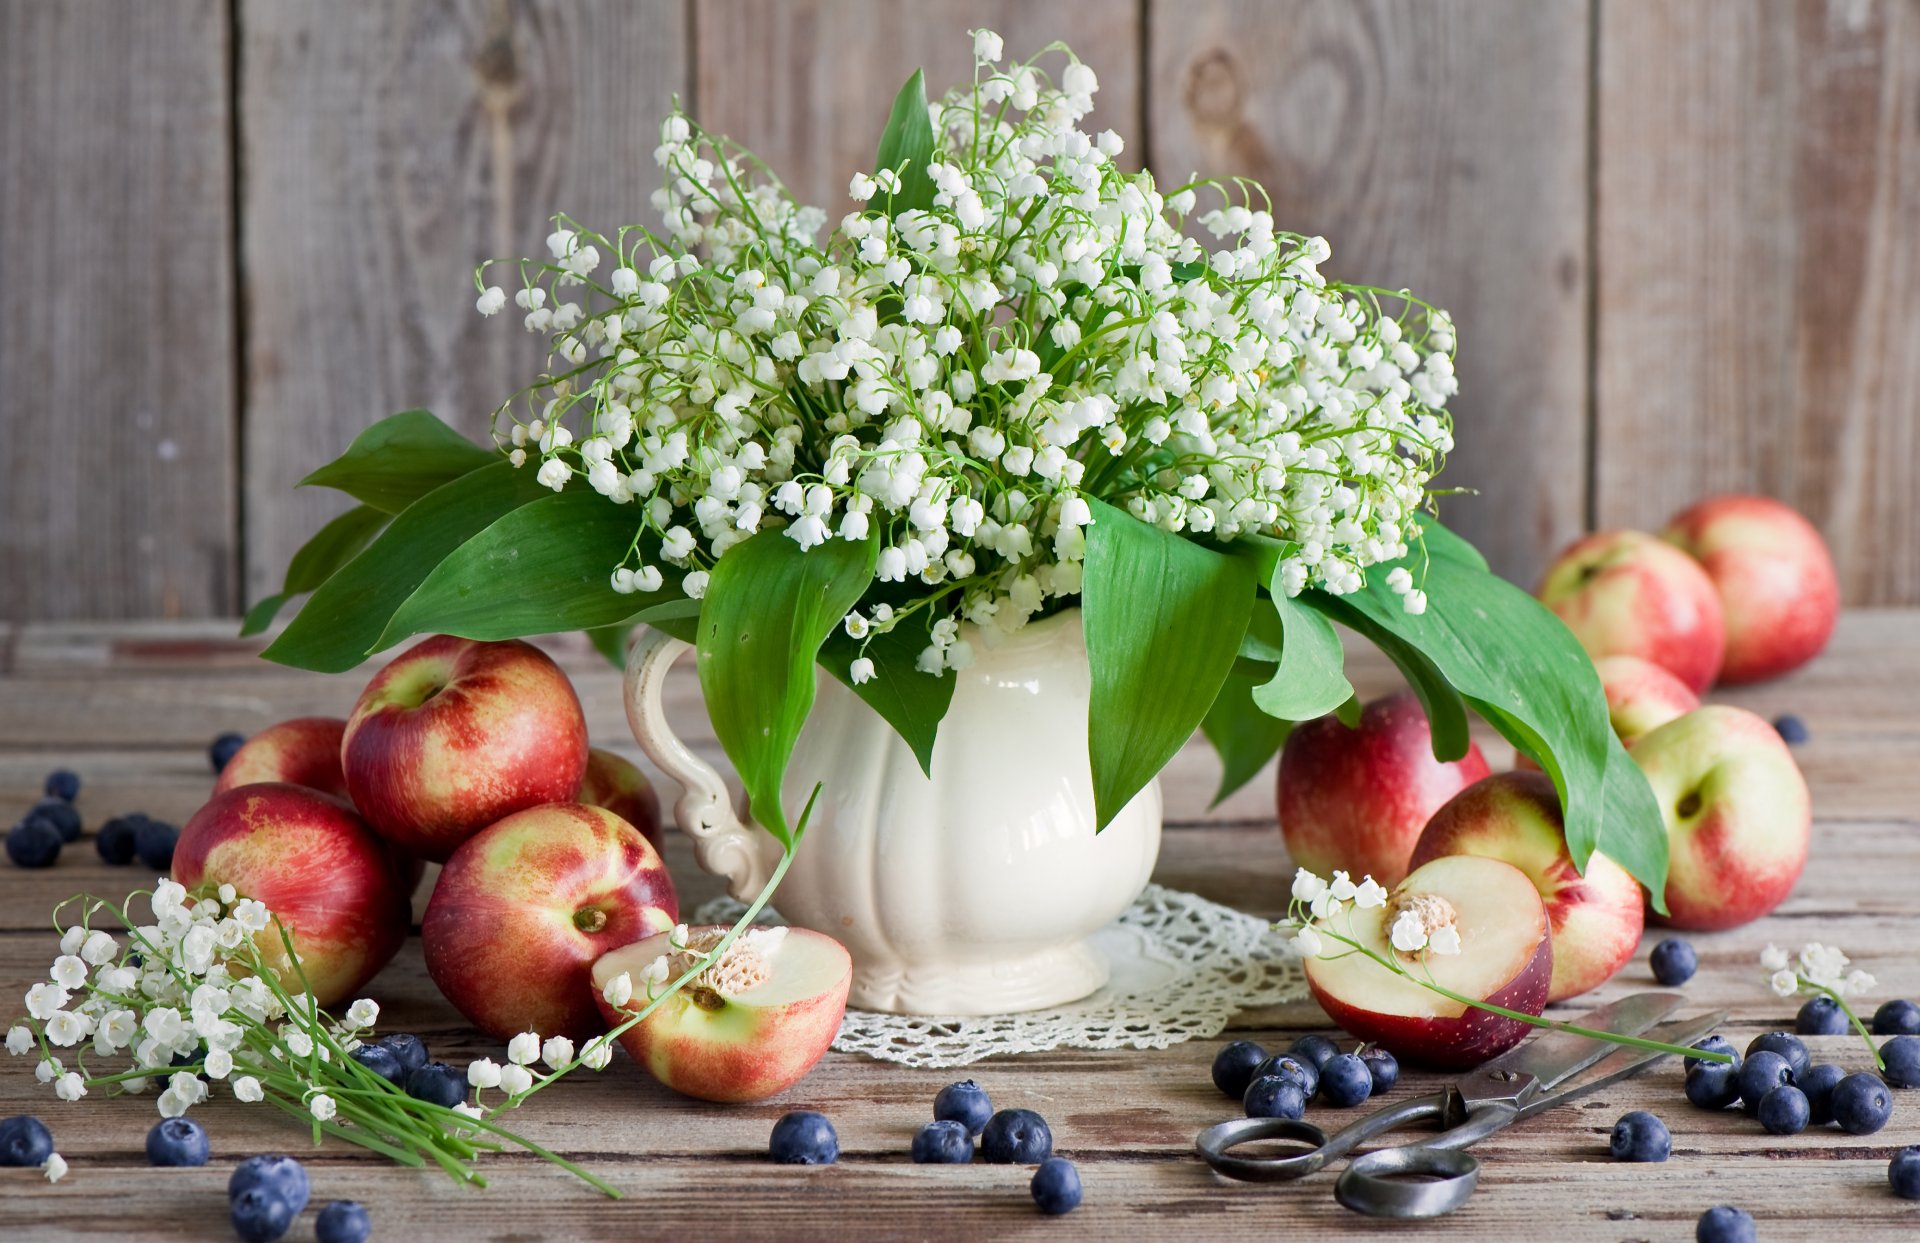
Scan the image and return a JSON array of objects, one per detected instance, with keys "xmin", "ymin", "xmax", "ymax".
[{"xmin": 689, "ymin": 883, "xmax": 1305, "ymax": 1068}]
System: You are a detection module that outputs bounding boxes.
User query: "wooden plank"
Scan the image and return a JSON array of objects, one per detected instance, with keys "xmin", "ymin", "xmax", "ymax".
[
  {"xmin": 237, "ymin": 0, "xmax": 690, "ymax": 606},
  {"xmin": 1595, "ymin": 0, "xmax": 1920, "ymax": 605},
  {"xmin": 693, "ymin": 0, "xmax": 1144, "ymax": 214},
  {"xmin": 0, "ymin": 0, "xmax": 237, "ymax": 621},
  {"xmin": 1148, "ymin": 0, "xmax": 1593, "ymax": 588}
]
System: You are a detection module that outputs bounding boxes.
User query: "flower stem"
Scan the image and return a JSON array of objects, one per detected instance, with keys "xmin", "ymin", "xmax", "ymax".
[{"xmin": 1807, "ymin": 982, "xmax": 1885, "ymax": 1071}]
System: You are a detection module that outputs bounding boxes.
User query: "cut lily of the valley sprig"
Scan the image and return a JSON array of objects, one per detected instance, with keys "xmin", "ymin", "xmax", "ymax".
[
  {"xmin": 1280, "ymin": 868, "xmax": 1735, "ymax": 1065},
  {"xmin": 1762, "ymin": 941, "xmax": 1884, "ymax": 1071}
]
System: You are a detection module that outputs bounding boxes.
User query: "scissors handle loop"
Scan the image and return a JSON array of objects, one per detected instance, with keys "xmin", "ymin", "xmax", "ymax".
[
  {"xmin": 1196, "ymin": 1093, "xmax": 1449, "ymax": 1182},
  {"xmin": 1334, "ymin": 1145, "xmax": 1481, "ymax": 1218}
]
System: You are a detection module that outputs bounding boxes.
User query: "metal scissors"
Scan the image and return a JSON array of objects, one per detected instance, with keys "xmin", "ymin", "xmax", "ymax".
[{"xmin": 1196, "ymin": 992, "xmax": 1726, "ymax": 1219}]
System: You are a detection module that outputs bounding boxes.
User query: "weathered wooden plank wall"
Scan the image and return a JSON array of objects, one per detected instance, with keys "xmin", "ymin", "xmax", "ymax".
[{"xmin": 1, "ymin": 0, "xmax": 1916, "ymax": 620}]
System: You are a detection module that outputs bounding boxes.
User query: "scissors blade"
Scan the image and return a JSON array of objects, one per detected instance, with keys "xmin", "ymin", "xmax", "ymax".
[
  {"xmin": 1480, "ymin": 991, "xmax": 1686, "ymax": 1091},
  {"xmin": 1521, "ymin": 1010, "xmax": 1729, "ymax": 1115}
]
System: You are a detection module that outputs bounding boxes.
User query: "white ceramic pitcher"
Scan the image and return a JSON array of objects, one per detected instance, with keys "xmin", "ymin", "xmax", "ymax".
[{"xmin": 623, "ymin": 608, "xmax": 1162, "ymax": 1016}]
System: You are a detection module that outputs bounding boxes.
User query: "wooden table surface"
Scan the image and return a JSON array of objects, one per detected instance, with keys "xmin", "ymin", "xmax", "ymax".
[{"xmin": 2, "ymin": 613, "xmax": 1917, "ymax": 1241}]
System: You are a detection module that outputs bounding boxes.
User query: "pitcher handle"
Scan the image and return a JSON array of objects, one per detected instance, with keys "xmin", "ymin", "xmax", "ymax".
[{"xmin": 622, "ymin": 627, "xmax": 777, "ymax": 903}]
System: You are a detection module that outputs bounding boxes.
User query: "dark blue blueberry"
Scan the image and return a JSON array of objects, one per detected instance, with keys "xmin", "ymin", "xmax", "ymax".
[
  {"xmin": 6, "ymin": 820, "xmax": 61, "ymax": 868},
  {"xmin": 1359, "ymin": 1047, "xmax": 1399, "ymax": 1095},
  {"xmin": 1736, "ymin": 1050, "xmax": 1794, "ymax": 1113},
  {"xmin": 1799, "ymin": 1063, "xmax": 1847, "ymax": 1125},
  {"xmin": 1650, "ymin": 938, "xmax": 1697, "ymax": 986},
  {"xmin": 1695, "ymin": 1205, "xmax": 1756, "ymax": 1243},
  {"xmin": 1607, "ymin": 1110, "xmax": 1671, "ymax": 1161},
  {"xmin": 980, "ymin": 1109, "xmax": 1052, "ymax": 1164},
  {"xmin": 316, "ymin": 1200, "xmax": 372, "ymax": 1243},
  {"xmin": 1831, "ymin": 1072, "xmax": 1893, "ymax": 1135},
  {"xmin": 1242, "ymin": 1075, "xmax": 1307, "ymax": 1121},
  {"xmin": 43, "ymin": 770, "xmax": 81, "ymax": 802},
  {"xmin": 1772, "ymin": 714, "xmax": 1809, "ymax": 745},
  {"xmin": 768, "ymin": 1111, "xmax": 838, "ymax": 1164},
  {"xmin": 1758, "ymin": 1085, "xmax": 1809, "ymax": 1135},
  {"xmin": 1685, "ymin": 1062, "xmax": 1741, "ymax": 1111},
  {"xmin": 1891, "ymin": 1146, "xmax": 1920, "ymax": 1201},
  {"xmin": 1795, "ymin": 995, "xmax": 1848, "ymax": 1036},
  {"xmin": 228, "ymin": 1153, "xmax": 311, "ymax": 1214},
  {"xmin": 405, "ymin": 1062, "xmax": 467, "ymax": 1109},
  {"xmin": 230, "ymin": 1187, "xmax": 296, "ymax": 1243},
  {"xmin": 210, "ymin": 732, "xmax": 247, "ymax": 773},
  {"xmin": 910, "ymin": 1120, "xmax": 973, "ymax": 1164},
  {"xmin": 1873, "ymin": 999, "xmax": 1920, "ymax": 1036},
  {"xmin": 374, "ymin": 1033, "xmax": 429, "ymax": 1076},
  {"xmin": 95, "ymin": 816, "xmax": 139, "ymax": 865},
  {"xmin": 1883, "ymin": 1035, "xmax": 1920, "ymax": 1087},
  {"xmin": 145, "ymin": 1116, "xmax": 209, "ymax": 1166},
  {"xmin": 1288, "ymin": 1034, "xmax": 1340, "ymax": 1070},
  {"xmin": 348, "ymin": 1042, "xmax": 406, "ymax": 1086},
  {"xmin": 133, "ymin": 818, "xmax": 179, "ymax": 870},
  {"xmin": 1318, "ymin": 1053, "xmax": 1373, "ymax": 1108},
  {"xmin": 0, "ymin": 1114, "xmax": 54, "ymax": 1166},
  {"xmin": 933, "ymin": 1079, "xmax": 993, "ymax": 1135},
  {"xmin": 1685, "ymin": 1034, "xmax": 1740, "ymax": 1071},
  {"xmin": 1746, "ymin": 1032, "xmax": 1809, "ymax": 1078},
  {"xmin": 1030, "ymin": 1156, "xmax": 1082, "ymax": 1215},
  {"xmin": 24, "ymin": 799, "xmax": 82, "ymax": 843},
  {"xmin": 1252, "ymin": 1053, "xmax": 1318, "ymax": 1099},
  {"xmin": 1209, "ymin": 1040, "xmax": 1268, "ymax": 1099}
]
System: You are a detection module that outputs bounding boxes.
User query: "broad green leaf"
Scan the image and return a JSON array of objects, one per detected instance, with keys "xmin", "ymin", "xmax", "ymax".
[
  {"xmin": 818, "ymin": 613, "xmax": 955, "ymax": 778},
  {"xmin": 1253, "ymin": 584, "xmax": 1355, "ymax": 721},
  {"xmin": 1333, "ymin": 692, "xmax": 1363, "ymax": 728},
  {"xmin": 584, "ymin": 598, "xmax": 702, "ymax": 669},
  {"xmin": 1082, "ymin": 500, "xmax": 1258, "ymax": 829},
  {"xmin": 262, "ymin": 461, "xmax": 545, "ymax": 672},
  {"xmin": 697, "ymin": 529, "xmax": 877, "ymax": 845},
  {"xmin": 1201, "ymin": 658, "xmax": 1294, "ymax": 806},
  {"xmin": 240, "ymin": 504, "xmax": 390, "ymax": 636},
  {"xmin": 1238, "ymin": 598, "xmax": 1284, "ymax": 663},
  {"xmin": 872, "ymin": 69, "xmax": 937, "ymax": 216},
  {"xmin": 300, "ymin": 410, "xmax": 498, "ymax": 514},
  {"xmin": 585, "ymin": 621, "xmax": 635, "ymax": 669},
  {"xmin": 1302, "ymin": 590, "xmax": 1473, "ymax": 761}
]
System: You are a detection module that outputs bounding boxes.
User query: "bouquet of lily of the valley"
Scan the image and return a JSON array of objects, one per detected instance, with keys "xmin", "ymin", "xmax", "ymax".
[{"xmin": 252, "ymin": 30, "xmax": 1668, "ymax": 900}]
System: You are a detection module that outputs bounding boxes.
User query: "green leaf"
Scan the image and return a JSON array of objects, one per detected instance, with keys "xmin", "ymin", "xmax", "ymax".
[
  {"xmin": 586, "ymin": 600, "xmax": 705, "ymax": 670},
  {"xmin": 300, "ymin": 410, "xmax": 498, "ymax": 515},
  {"xmin": 818, "ymin": 610, "xmax": 956, "ymax": 777},
  {"xmin": 262, "ymin": 461, "xmax": 546, "ymax": 672},
  {"xmin": 697, "ymin": 529, "xmax": 877, "ymax": 845},
  {"xmin": 1201, "ymin": 658, "xmax": 1294, "ymax": 806},
  {"xmin": 872, "ymin": 69, "xmax": 937, "ymax": 216},
  {"xmin": 585, "ymin": 622, "xmax": 634, "ymax": 669},
  {"xmin": 240, "ymin": 504, "xmax": 390, "ymax": 636},
  {"xmin": 1414, "ymin": 512, "xmax": 1490, "ymax": 573},
  {"xmin": 1301, "ymin": 590, "xmax": 1473, "ymax": 761},
  {"xmin": 1253, "ymin": 586, "xmax": 1356, "ymax": 721},
  {"xmin": 1082, "ymin": 500, "xmax": 1258, "ymax": 829}
]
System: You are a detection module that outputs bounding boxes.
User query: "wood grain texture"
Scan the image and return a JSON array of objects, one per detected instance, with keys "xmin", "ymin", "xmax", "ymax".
[
  {"xmin": 1595, "ymin": 0, "xmax": 1920, "ymax": 605},
  {"xmin": 0, "ymin": 0, "xmax": 237, "ymax": 621},
  {"xmin": 1148, "ymin": 0, "xmax": 1593, "ymax": 589},
  {"xmin": 237, "ymin": 0, "xmax": 689, "ymax": 604}
]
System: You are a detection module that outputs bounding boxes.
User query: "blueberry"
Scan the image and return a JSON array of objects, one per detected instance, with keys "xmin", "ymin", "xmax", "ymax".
[
  {"xmin": 95, "ymin": 815, "xmax": 139, "ymax": 865},
  {"xmin": 933, "ymin": 1079, "xmax": 993, "ymax": 1135},
  {"xmin": 145, "ymin": 1116, "xmax": 209, "ymax": 1166},
  {"xmin": 1758, "ymin": 1084, "xmax": 1810, "ymax": 1135},
  {"xmin": 1210, "ymin": 1040, "xmax": 1268, "ymax": 1099},
  {"xmin": 910, "ymin": 1120, "xmax": 973, "ymax": 1164},
  {"xmin": 1772, "ymin": 714, "xmax": 1809, "ymax": 744},
  {"xmin": 1288, "ymin": 1034, "xmax": 1340, "ymax": 1070},
  {"xmin": 1696, "ymin": 1205, "xmax": 1757, "ymax": 1243},
  {"xmin": 230, "ymin": 1187, "xmax": 297, "ymax": 1243},
  {"xmin": 6, "ymin": 820, "xmax": 62, "ymax": 868},
  {"xmin": 228, "ymin": 1153, "xmax": 311, "ymax": 1214},
  {"xmin": 768, "ymin": 1111, "xmax": 838, "ymax": 1164},
  {"xmin": 210, "ymin": 732, "xmax": 247, "ymax": 773},
  {"xmin": 1746, "ymin": 1032, "xmax": 1809, "ymax": 1078},
  {"xmin": 1736, "ymin": 1050, "xmax": 1794, "ymax": 1113},
  {"xmin": 405, "ymin": 1061, "xmax": 467, "ymax": 1109},
  {"xmin": 1891, "ymin": 1146, "xmax": 1920, "ymax": 1201},
  {"xmin": 24, "ymin": 799, "xmax": 82, "ymax": 843},
  {"xmin": 1830, "ymin": 1072, "xmax": 1894, "ymax": 1135},
  {"xmin": 1359, "ymin": 1047, "xmax": 1399, "ymax": 1095},
  {"xmin": 1799, "ymin": 1063, "xmax": 1847, "ymax": 1125},
  {"xmin": 1881, "ymin": 1035, "xmax": 1920, "ymax": 1088},
  {"xmin": 1030, "ymin": 1156, "xmax": 1082, "ymax": 1215},
  {"xmin": 1872, "ymin": 999, "xmax": 1920, "ymax": 1036},
  {"xmin": 1242, "ymin": 1075, "xmax": 1307, "ymax": 1120},
  {"xmin": 43, "ymin": 770, "xmax": 81, "ymax": 802},
  {"xmin": 1650, "ymin": 938, "xmax": 1697, "ymax": 986},
  {"xmin": 1795, "ymin": 995, "xmax": 1849, "ymax": 1036},
  {"xmin": 374, "ymin": 1033, "xmax": 429, "ymax": 1076},
  {"xmin": 1252, "ymin": 1053, "xmax": 1318, "ymax": 1099},
  {"xmin": 0, "ymin": 1114, "xmax": 54, "ymax": 1166},
  {"xmin": 1608, "ymin": 1110, "xmax": 1671, "ymax": 1161},
  {"xmin": 1685, "ymin": 1034, "xmax": 1740, "ymax": 1071},
  {"xmin": 1318, "ymin": 1053, "xmax": 1373, "ymax": 1108},
  {"xmin": 133, "ymin": 818, "xmax": 179, "ymax": 870},
  {"xmin": 980, "ymin": 1108, "xmax": 1052, "ymax": 1164},
  {"xmin": 348, "ymin": 1042, "xmax": 406, "ymax": 1086},
  {"xmin": 1685, "ymin": 1062, "xmax": 1741, "ymax": 1111},
  {"xmin": 316, "ymin": 1200, "xmax": 373, "ymax": 1243}
]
